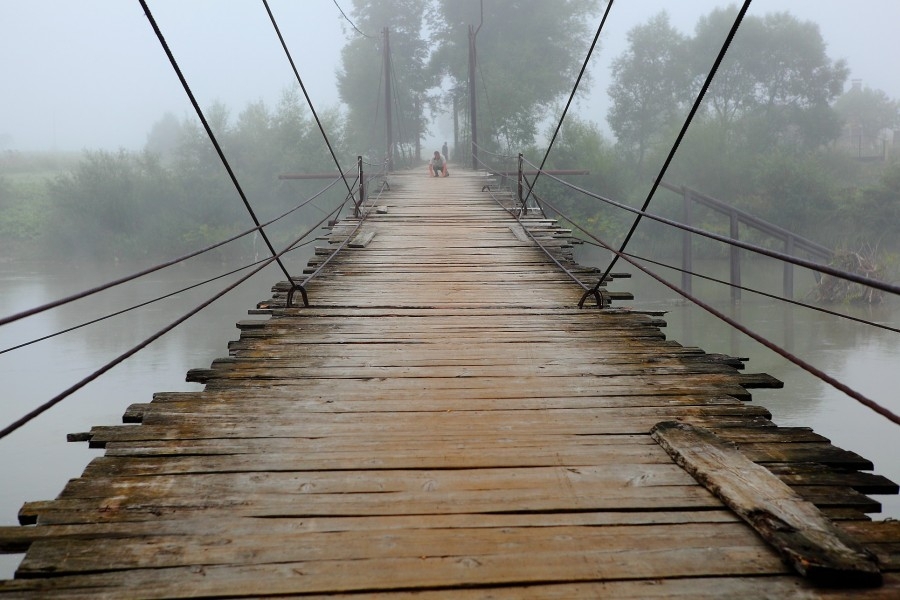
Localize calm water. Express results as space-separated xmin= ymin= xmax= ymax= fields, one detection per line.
xmin=1 ymin=254 xmax=898 ymax=578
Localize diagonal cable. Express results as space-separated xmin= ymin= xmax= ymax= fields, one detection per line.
xmin=578 ymin=237 xmax=900 ymax=336
xmin=525 ymin=156 xmax=900 ymax=297
xmin=530 ymin=184 xmax=900 ymax=427
xmin=332 ymin=0 xmax=374 ymax=39
xmin=0 ymin=173 xmax=341 ymax=328
xmin=585 ymin=0 xmax=752 ymax=304
xmin=263 ymin=0 xmax=355 ymax=199
xmin=525 ymin=0 xmax=614 ymax=205
xmin=139 ymin=0 xmax=293 ymax=284
xmin=0 ymin=195 xmax=350 ymax=440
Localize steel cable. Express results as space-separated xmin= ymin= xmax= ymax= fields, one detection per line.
xmin=0 ymin=206 xmax=342 ymax=440
xmin=527 ymin=186 xmax=900 ymax=426
xmin=524 ymin=0 xmax=614 ymax=206
xmin=0 ymin=174 xmax=346 ymax=328
xmin=0 ymin=240 xmax=317 ymax=357
xmin=523 ymin=156 xmax=900 ymax=298
xmin=139 ymin=0 xmax=294 ymax=285
xmin=263 ymin=0 xmax=354 ymax=199
xmin=578 ymin=237 xmax=900 ymax=335
xmin=590 ymin=0 xmax=752 ymax=299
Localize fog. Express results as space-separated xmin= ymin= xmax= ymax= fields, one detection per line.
xmin=2 ymin=0 xmax=899 ymax=153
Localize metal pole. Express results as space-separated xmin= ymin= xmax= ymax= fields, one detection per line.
xmin=468 ymin=25 xmax=478 ymax=170
xmin=453 ymin=93 xmax=459 ymax=162
xmin=730 ymin=212 xmax=741 ymax=302
xmin=356 ymin=155 xmax=365 ymax=217
xmin=682 ymin=187 xmax=693 ymax=295
xmin=517 ymin=153 xmax=524 ymax=211
xmin=383 ymin=28 xmax=394 ymax=171
xmin=783 ymin=235 xmax=795 ymax=299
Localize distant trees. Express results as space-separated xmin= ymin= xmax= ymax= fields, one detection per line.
xmin=607 ymin=13 xmax=688 ymax=173
xmin=42 ymin=91 xmax=348 ymax=261
xmin=430 ymin=0 xmax=598 ymax=153
xmin=834 ymin=83 xmax=900 ymax=153
xmin=608 ymin=8 xmax=849 ymax=173
xmin=336 ymin=0 xmax=431 ymax=164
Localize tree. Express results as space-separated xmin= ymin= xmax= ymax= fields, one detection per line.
xmin=336 ymin=0 xmax=431 ymax=165
xmin=834 ymin=83 xmax=900 ymax=154
xmin=608 ymin=8 xmax=850 ymax=166
xmin=607 ymin=12 xmax=688 ymax=173
xmin=431 ymin=0 xmax=599 ymax=153
xmin=144 ymin=112 xmax=183 ymax=161
xmin=689 ymin=9 xmax=848 ymax=150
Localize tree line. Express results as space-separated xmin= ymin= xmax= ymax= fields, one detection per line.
xmin=1 ymin=1 xmax=897 ymax=270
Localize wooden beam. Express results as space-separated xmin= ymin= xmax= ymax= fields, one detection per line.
xmin=651 ymin=421 xmax=882 ymax=588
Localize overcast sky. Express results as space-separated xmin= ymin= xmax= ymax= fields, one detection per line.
xmin=2 ymin=0 xmax=899 ymax=153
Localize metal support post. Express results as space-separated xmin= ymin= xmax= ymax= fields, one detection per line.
xmin=357 ymin=155 xmax=365 ymax=217
xmin=383 ymin=28 xmax=394 ymax=171
xmin=681 ymin=187 xmax=693 ymax=295
xmin=730 ymin=213 xmax=741 ymax=302
xmin=517 ymin=153 xmax=525 ymax=213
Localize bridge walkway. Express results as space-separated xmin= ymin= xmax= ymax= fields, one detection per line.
xmin=1 ymin=169 xmax=898 ymax=597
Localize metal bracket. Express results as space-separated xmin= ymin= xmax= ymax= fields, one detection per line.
xmin=578 ymin=288 xmax=607 ymax=309
xmin=286 ymin=284 xmax=309 ymax=308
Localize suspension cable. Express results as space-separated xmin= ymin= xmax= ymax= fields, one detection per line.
xmin=0 ymin=241 xmax=318 ymax=357
xmin=263 ymin=0 xmax=354 ymax=200
xmin=530 ymin=188 xmax=900 ymax=427
xmin=0 ymin=174 xmax=345 ymax=328
xmin=299 ymin=172 xmax=389 ymax=289
xmin=578 ymin=237 xmax=900 ymax=336
xmin=483 ymin=180 xmax=589 ymax=292
xmin=524 ymin=157 xmax=900 ymax=297
xmin=139 ymin=0 xmax=293 ymax=285
xmin=588 ymin=0 xmax=752 ymax=301
xmin=388 ymin=58 xmax=410 ymax=167
xmin=0 ymin=173 xmax=346 ymax=353
xmin=0 ymin=209 xmax=335 ymax=441
xmin=525 ymin=0 xmax=614 ymax=206
xmin=331 ymin=0 xmax=375 ymax=39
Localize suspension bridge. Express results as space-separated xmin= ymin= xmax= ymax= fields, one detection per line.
xmin=3 ymin=0 xmax=900 ymax=597
xmin=1 ymin=166 xmax=899 ymax=597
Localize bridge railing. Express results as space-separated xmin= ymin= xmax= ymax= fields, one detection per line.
xmin=496 ymin=151 xmax=900 ymax=427
xmin=657 ymin=181 xmax=833 ymax=300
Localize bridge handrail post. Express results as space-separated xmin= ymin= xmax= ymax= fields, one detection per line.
xmin=356 ymin=155 xmax=365 ymax=217
xmin=517 ymin=153 xmax=525 ymax=214
xmin=730 ymin=212 xmax=741 ymax=302
xmin=784 ymin=235 xmax=795 ymax=299
xmin=682 ymin=186 xmax=693 ymax=295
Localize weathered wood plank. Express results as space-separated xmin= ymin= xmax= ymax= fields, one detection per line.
xmin=651 ymin=421 xmax=882 ymax=587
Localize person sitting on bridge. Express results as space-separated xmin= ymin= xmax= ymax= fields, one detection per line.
xmin=428 ymin=150 xmax=448 ymax=177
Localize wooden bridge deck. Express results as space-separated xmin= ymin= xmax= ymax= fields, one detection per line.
xmin=2 ymin=169 xmax=899 ymax=597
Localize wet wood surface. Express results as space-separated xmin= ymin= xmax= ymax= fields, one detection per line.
xmin=1 ymin=169 xmax=898 ymax=598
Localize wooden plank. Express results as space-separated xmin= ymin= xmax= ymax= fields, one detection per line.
xmin=651 ymin=421 xmax=882 ymax=587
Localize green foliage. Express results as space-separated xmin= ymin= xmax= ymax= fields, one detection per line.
xmin=14 ymin=91 xmax=350 ymax=263
xmin=834 ymin=84 xmax=900 ymax=152
xmin=337 ymin=0 xmax=431 ymax=164
xmin=431 ymin=0 xmax=598 ymax=153
xmin=607 ymin=13 xmax=688 ymax=173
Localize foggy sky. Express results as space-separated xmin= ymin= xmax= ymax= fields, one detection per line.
xmin=2 ymin=0 xmax=899 ymax=153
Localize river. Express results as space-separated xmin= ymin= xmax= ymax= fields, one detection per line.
xmin=1 ymin=254 xmax=898 ymax=578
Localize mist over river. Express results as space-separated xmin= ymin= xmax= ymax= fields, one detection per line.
xmin=1 ymin=254 xmax=898 ymax=578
